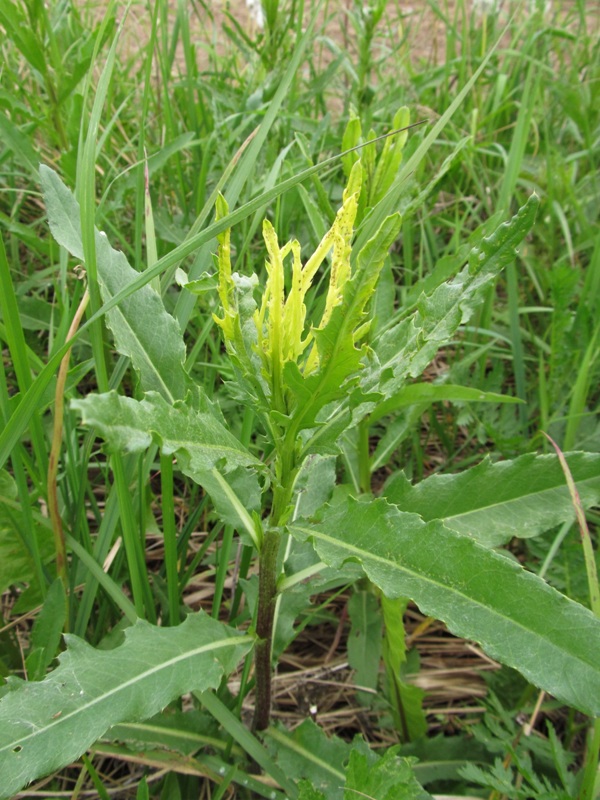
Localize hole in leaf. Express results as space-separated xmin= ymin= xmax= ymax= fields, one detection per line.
xmin=13 ymin=745 xmax=22 ymax=753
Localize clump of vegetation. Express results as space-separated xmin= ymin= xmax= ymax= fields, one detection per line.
xmin=0 ymin=0 xmax=599 ymax=797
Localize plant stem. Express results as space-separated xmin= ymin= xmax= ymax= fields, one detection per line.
xmin=252 ymin=440 xmax=296 ymax=731
xmin=358 ymin=418 xmax=371 ymax=494
xmin=48 ymin=289 xmax=90 ymax=597
xmin=252 ymin=526 xmax=281 ymax=732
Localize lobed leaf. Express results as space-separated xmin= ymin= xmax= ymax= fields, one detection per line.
xmin=71 ymin=390 xmax=260 ymax=474
xmin=385 ymin=452 xmax=600 ymax=547
xmin=0 ymin=612 xmax=252 ymax=798
xmin=266 ymin=720 xmax=432 ymax=800
xmin=289 ymin=496 xmax=600 ymax=716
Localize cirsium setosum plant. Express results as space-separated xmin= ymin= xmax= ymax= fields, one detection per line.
xmin=214 ymin=159 xmax=402 ymax=729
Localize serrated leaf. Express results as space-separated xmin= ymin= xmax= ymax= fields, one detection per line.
xmin=0 ymin=611 xmax=252 ymax=798
xmin=71 ymin=390 xmax=260 ymax=474
xmin=265 ymin=720 xmax=350 ymax=799
xmin=268 ymin=721 xmax=431 ymax=800
xmin=289 ymin=497 xmax=600 ymax=716
xmin=344 ymin=748 xmax=433 ymax=800
xmin=368 ymin=196 xmax=539 ymax=401
xmin=40 ymin=166 xmax=189 ymax=403
xmin=384 ymin=452 xmax=600 ymax=548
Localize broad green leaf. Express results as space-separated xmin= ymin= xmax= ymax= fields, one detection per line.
xmin=344 ymin=748 xmax=432 ymax=800
xmin=0 ymin=612 xmax=252 ymax=798
xmin=289 ymin=497 xmax=600 ymax=716
xmin=265 ymin=720 xmax=351 ymax=799
xmin=267 ymin=721 xmax=432 ymax=800
xmin=71 ymin=390 xmax=260 ymax=474
xmin=0 ymin=470 xmax=17 ymax=500
xmin=385 ymin=452 xmax=600 ymax=548
xmin=292 ymin=455 xmax=337 ymax=519
xmin=40 ymin=166 xmax=189 ymax=403
xmin=368 ymin=196 xmax=539 ymax=401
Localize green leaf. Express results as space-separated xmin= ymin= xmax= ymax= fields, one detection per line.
xmin=298 ymin=781 xmax=327 ymax=800
xmin=25 ymin=579 xmax=66 ymax=682
xmin=106 ymin=709 xmax=220 ymax=756
xmin=289 ymin=497 xmax=600 ymax=716
xmin=344 ymin=748 xmax=433 ymax=800
xmin=0 ymin=470 xmax=17 ymax=500
xmin=285 ymin=213 xmax=402 ymax=434
xmin=0 ymin=504 xmax=54 ymax=597
xmin=0 ymin=113 xmax=40 ymax=178
xmin=0 ymin=612 xmax=252 ymax=798
xmin=384 ymin=452 xmax=600 ymax=548
xmin=194 ymin=467 xmax=263 ymax=549
xmin=265 ymin=720 xmax=350 ymax=799
xmin=380 ymin=595 xmax=427 ymax=741
xmin=292 ymin=455 xmax=337 ymax=519
xmin=348 ymin=590 xmax=381 ymax=698
xmin=267 ymin=721 xmax=432 ymax=800
xmin=0 ymin=1 xmax=47 ymax=74
xmin=71 ymin=390 xmax=260 ymax=474
xmin=40 ymin=166 xmax=189 ymax=403
xmin=369 ymin=383 xmax=523 ymax=425
xmin=368 ymin=196 xmax=539 ymax=401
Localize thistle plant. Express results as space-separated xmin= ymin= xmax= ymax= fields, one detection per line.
xmin=213 ymin=160 xmax=402 ymax=729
